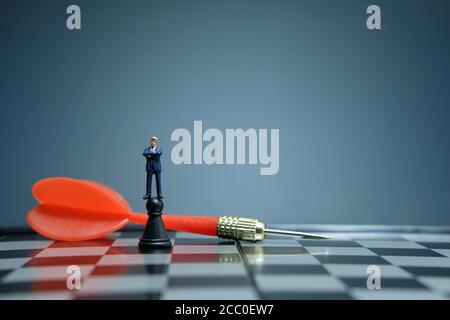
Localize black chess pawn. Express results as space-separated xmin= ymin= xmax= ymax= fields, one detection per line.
xmin=139 ymin=197 xmax=172 ymax=249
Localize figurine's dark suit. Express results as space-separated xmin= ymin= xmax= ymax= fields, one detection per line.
xmin=143 ymin=146 xmax=162 ymax=198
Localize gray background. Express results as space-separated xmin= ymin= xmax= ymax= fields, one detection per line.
xmin=1 ymin=0 xmax=449 ymax=227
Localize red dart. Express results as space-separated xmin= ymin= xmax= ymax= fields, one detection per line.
xmin=27 ymin=177 xmax=328 ymax=242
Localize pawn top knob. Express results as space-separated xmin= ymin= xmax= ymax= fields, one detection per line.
xmin=146 ymin=197 xmax=164 ymax=213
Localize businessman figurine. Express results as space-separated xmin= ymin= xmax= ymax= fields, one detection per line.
xmin=143 ymin=136 xmax=164 ymax=200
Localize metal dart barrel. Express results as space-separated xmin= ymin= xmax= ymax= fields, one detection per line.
xmin=216 ymin=216 xmax=329 ymax=241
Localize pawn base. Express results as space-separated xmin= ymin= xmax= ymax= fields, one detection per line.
xmin=138 ymin=237 xmax=172 ymax=249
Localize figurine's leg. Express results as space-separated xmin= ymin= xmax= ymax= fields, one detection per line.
xmin=142 ymin=170 xmax=152 ymax=200
xmin=146 ymin=170 xmax=153 ymax=197
xmin=155 ymin=171 xmax=163 ymax=199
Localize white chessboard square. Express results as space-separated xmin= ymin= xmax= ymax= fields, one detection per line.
xmin=418 ymin=276 xmax=450 ymax=294
xmin=0 ymin=241 xmax=53 ymax=251
xmin=351 ymin=288 xmax=446 ymax=300
xmin=162 ymin=287 xmax=258 ymax=300
xmin=172 ymin=245 xmax=238 ymax=254
xmin=246 ymin=254 xmax=320 ymax=265
xmin=169 ymin=262 xmax=247 ymax=277
xmin=305 ymin=247 xmax=376 ymax=256
xmin=112 ymin=238 xmax=139 ymax=247
xmin=79 ymin=274 xmax=167 ymax=295
xmin=36 ymin=247 xmax=109 ymax=258
xmin=383 ymin=256 xmax=450 ymax=268
xmin=239 ymin=239 xmax=303 ymax=247
xmin=2 ymin=265 xmax=96 ymax=283
xmin=98 ymin=254 xmax=171 ymax=266
xmin=0 ymin=258 xmax=30 ymax=271
xmin=255 ymin=274 xmax=346 ymax=292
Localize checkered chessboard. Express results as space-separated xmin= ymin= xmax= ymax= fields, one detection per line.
xmin=1 ymin=228 xmax=450 ymax=300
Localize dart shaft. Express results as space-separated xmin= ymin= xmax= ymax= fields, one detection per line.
xmin=215 ymin=216 xmax=328 ymax=241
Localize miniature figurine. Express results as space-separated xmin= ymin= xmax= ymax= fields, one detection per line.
xmin=143 ymin=136 xmax=164 ymax=200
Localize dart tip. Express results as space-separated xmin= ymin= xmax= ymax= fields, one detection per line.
xmin=263 ymin=228 xmax=330 ymax=240
xmin=302 ymin=234 xmax=330 ymax=239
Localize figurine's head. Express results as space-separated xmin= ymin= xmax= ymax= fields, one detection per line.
xmin=150 ymin=136 xmax=158 ymax=147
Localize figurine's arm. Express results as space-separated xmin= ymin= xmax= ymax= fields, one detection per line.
xmin=150 ymin=148 xmax=162 ymax=159
xmin=143 ymin=148 xmax=152 ymax=158
xmin=154 ymin=148 xmax=162 ymax=156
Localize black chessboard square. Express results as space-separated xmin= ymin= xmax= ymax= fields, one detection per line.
xmin=0 ymin=280 xmax=70 ymax=293
xmin=417 ymin=242 xmax=450 ymax=249
xmin=369 ymin=248 xmax=444 ymax=257
xmin=168 ymin=276 xmax=251 ymax=287
xmin=75 ymin=292 xmax=161 ymax=300
xmin=0 ymin=270 xmax=12 ymax=281
xmin=0 ymin=249 xmax=43 ymax=259
xmin=314 ymin=255 xmax=390 ymax=265
xmin=106 ymin=246 xmax=172 ymax=255
xmin=0 ymin=234 xmax=48 ymax=242
xmin=341 ymin=277 xmax=427 ymax=289
xmin=116 ymin=231 xmax=144 ymax=239
xmin=402 ymin=266 xmax=450 ymax=277
xmin=91 ymin=264 xmax=169 ymax=276
xmin=249 ymin=264 xmax=328 ymax=275
xmin=297 ymin=240 xmax=361 ymax=247
xmin=49 ymin=239 xmax=115 ymax=248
